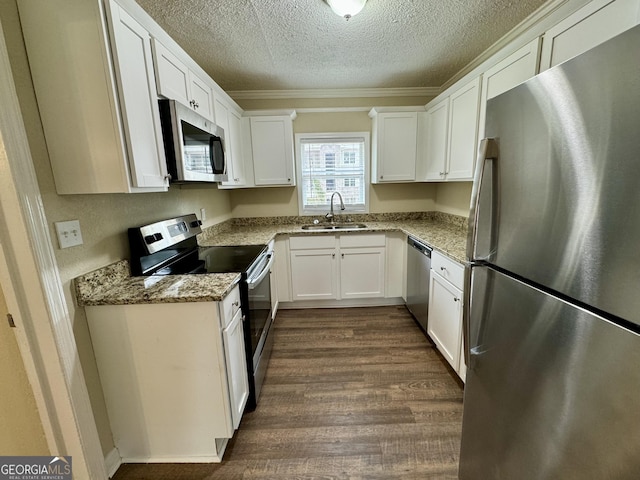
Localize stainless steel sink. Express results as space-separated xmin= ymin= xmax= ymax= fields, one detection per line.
xmin=300 ymin=223 xmax=368 ymax=231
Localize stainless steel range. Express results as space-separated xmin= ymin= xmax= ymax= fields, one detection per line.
xmin=128 ymin=213 xmax=275 ymax=411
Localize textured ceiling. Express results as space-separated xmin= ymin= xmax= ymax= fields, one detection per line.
xmin=135 ymin=0 xmax=549 ymax=92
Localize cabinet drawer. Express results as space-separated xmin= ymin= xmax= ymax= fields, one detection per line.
xmin=431 ymin=251 xmax=465 ymax=289
xmin=339 ymin=233 xmax=385 ymax=248
xmin=220 ymin=285 xmax=241 ymax=328
xmin=289 ymin=234 xmax=336 ymax=250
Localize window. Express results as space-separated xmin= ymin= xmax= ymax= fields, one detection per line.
xmin=295 ymin=133 xmax=370 ymax=215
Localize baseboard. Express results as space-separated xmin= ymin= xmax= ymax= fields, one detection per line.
xmin=278 ymin=297 xmax=405 ymax=309
xmin=104 ymin=447 xmax=122 ymax=478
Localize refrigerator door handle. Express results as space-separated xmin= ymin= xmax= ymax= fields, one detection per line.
xmin=467 ymin=138 xmax=499 ymax=260
xmin=463 ymin=265 xmax=472 ymax=367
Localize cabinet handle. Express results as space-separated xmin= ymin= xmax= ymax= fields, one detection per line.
xmin=380 ymin=175 xmax=384 ymax=180
xmin=234 ymin=178 xmax=240 ymax=182
xmin=454 ymin=297 xmax=460 ymax=302
xmin=164 ymin=174 xmax=172 ymax=182
xmin=439 ymin=171 xmax=445 ymax=176
xmin=440 ymin=266 xmax=447 ymax=271
xmin=287 ymin=178 xmax=291 ymax=183
xmin=232 ymin=301 xmax=239 ymax=307
xmin=341 ymin=253 xmax=344 ymax=259
xmin=332 ymin=253 xmax=335 ymax=258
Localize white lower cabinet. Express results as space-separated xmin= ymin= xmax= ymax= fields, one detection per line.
xmin=428 ymin=251 xmax=466 ymax=381
xmin=85 ymin=285 xmax=247 ymax=463
xmin=289 ymin=234 xmax=386 ymax=302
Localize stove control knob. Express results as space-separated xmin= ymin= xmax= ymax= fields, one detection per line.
xmin=144 ymin=233 xmax=164 ymax=244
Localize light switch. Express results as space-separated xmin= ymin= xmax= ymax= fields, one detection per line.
xmin=54 ymin=220 xmax=83 ymax=249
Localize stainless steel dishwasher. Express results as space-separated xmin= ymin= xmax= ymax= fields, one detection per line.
xmin=406 ymin=236 xmax=432 ymax=331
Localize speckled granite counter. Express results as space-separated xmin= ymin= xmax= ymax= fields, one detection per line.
xmin=75 ymin=259 xmax=240 ymax=307
xmin=75 ymin=212 xmax=468 ymax=307
xmin=198 ymin=212 xmax=469 ymax=264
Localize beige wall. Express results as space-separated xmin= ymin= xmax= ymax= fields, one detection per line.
xmin=435 ymin=182 xmax=473 ymax=217
xmin=0 ymin=285 xmax=49 ymax=455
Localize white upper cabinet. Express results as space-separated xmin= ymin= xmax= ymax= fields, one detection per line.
xmin=540 ymin=0 xmax=640 ymax=71
xmin=152 ymin=39 xmax=215 ymax=121
xmin=478 ymin=38 xmax=541 ymax=139
xmin=370 ymin=110 xmax=420 ymax=183
xmin=420 ymin=77 xmax=481 ymax=182
xmin=17 ymin=0 xmax=169 ymax=194
xmin=217 ymin=100 xmax=246 ymax=189
xmin=246 ymin=114 xmax=296 ymax=187
xmin=446 ymin=77 xmax=482 ymax=180
xmin=420 ymin=99 xmax=449 ymax=181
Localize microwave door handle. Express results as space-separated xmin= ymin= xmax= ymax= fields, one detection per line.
xmin=208 ymin=136 xmax=216 ymax=173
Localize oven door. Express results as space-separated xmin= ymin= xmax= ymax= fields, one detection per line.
xmin=246 ymin=250 xmax=275 ymax=368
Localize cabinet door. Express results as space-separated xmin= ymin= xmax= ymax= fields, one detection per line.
xmin=227 ymin=110 xmax=246 ymax=185
xmin=446 ymin=77 xmax=481 ymax=181
xmin=250 ymin=116 xmax=295 ymax=186
xmin=109 ymin=3 xmax=168 ymax=189
xmin=427 ymin=272 xmax=463 ymax=371
xmin=540 ymin=0 xmax=640 ymax=71
xmin=219 ymin=104 xmax=247 ymax=188
xmin=340 ymin=247 xmax=386 ymax=299
xmin=478 ymin=38 xmax=541 ymax=139
xmin=222 ymin=309 xmax=249 ymax=430
xmin=189 ymin=73 xmax=215 ymax=121
xmin=374 ymin=113 xmax=417 ymax=182
xmin=290 ymin=249 xmax=337 ymax=300
xmin=151 ymin=39 xmax=191 ymax=107
xmin=422 ymin=98 xmax=449 ymax=181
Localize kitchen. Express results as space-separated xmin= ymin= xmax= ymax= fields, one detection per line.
xmin=1 ymin=0 xmax=639 ymax=479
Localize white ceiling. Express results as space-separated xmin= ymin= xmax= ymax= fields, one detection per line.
xmin=135 ymin=0 xmax=549 ymax=93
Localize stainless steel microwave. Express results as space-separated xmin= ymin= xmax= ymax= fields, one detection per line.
xmin=158 ymin=99 xmax=227 ymax=183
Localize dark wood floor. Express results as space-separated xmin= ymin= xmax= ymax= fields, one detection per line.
xmin=112 ymin=306 xmax=464 ymax=480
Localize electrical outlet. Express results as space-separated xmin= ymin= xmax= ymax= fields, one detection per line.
xmin=55 ymin=220 xmax=83 ymax=249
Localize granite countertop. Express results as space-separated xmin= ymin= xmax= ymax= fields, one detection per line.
xmin=199 ymin=214 xmax=469 ymax=264
xmin=75 ymin=212 xmax=468 ymax=307
xmin=75 ymin=259 xmax=240 ymax=307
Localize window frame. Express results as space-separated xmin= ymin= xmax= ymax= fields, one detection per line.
xmin=295 ymin=132 xmax=370 ymax=216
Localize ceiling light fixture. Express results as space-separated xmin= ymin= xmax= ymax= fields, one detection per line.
xmin=327 ymin=0 xmax=367 ymax=20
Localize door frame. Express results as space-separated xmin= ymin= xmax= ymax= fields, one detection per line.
xmin=0 ymin=17 xmax=106 ymax=480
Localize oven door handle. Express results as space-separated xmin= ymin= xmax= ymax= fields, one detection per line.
xmin=247 ymin=251 xmax=275 ymax=289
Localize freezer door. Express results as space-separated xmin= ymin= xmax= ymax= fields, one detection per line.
xmin=460 ymin=266 xmax=640 ymax=480
xmin=474 ymin=25 xmax=640 ymax=327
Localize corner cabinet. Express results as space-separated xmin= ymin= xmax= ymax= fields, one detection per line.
xmin=243 ymin=112 xmax=297 ymax=187
xmin=16 ymin=0 xmax=169 ymax=194
xmin=85 ymin=285 xmax=248 ymax=463
xmin=370 ymin=108 xmax=423 ymax=183
xmin=427 ymin=251 xmax=467 ymax=381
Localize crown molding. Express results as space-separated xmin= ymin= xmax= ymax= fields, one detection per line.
xmin=228 ymin=87 xmax=440 ymax=100
xmin=439 ymin=0 xmax=579 ymax=92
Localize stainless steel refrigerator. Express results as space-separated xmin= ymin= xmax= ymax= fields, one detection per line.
xmin=460 ymin=25 xmax=640 ymax=479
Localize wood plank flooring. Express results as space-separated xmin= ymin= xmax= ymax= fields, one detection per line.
xmin=112 ymin=306 xmax=464 ymax=480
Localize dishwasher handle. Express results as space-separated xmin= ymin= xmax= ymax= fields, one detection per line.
xmin=407 ymin=236 xmax=432 ymax=257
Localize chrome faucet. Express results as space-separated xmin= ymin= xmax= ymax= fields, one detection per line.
xmin=325 ymin=191 xmax=345 ymax=222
